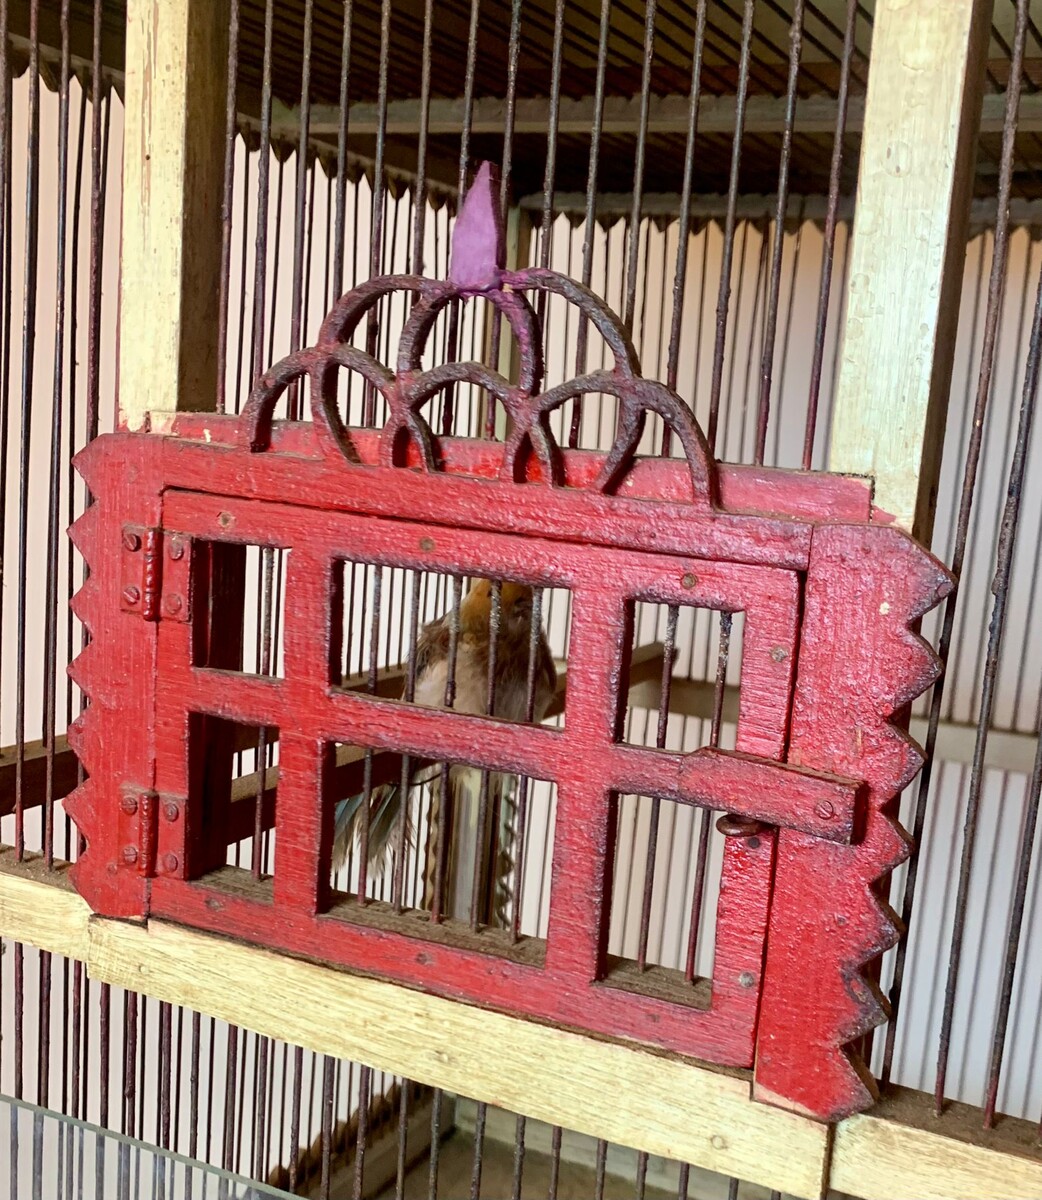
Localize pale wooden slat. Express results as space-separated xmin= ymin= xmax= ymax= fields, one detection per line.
xmin=828 ymin=0 xmax=992 ymax=538
xmin=119 ymin=0 xmax=229 ymax=430
xmin=832 ymin=1090 xmax=1042 ymax=1200
xmin=85 ymin=915 xmax=830 ymax=1199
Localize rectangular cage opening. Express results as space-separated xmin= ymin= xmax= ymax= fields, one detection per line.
xmin=622 ymin=602 xmax=745 ymax=751
xmin=332 ymin=561 xmax=570 ymax=732
xmin=185 ymin=713 xmax=281 ymax=881
xmin=190 ymin=540 xmax=288 ymax=680
xmin=326 ymin=740 xmax=554 ymax=964
xmin=604 ymin=791 xmax=722 ymax=1005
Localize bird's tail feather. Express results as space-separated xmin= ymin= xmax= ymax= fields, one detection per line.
xmin=331 ymin=783 xmax=412 ymax=878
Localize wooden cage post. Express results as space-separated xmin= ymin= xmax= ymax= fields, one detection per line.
xmin=119 ymin=0 xmax=230 ymax=430
xmin=827 ymin=0 xmax=992 ymax=540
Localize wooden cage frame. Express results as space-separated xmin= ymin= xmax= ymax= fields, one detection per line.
xmin=3 ymin=0 xmax=1042 ymax=1196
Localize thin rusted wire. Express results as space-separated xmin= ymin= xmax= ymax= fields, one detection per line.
xmin=803 ymin=0 xmax=857 ymax=469
xmin=484 ymin=0 xmax=523 ymax=440
xmin=43 ymin=0 xmax=72 ymax=874
xmin=623 ymin=0 xmax=658 ymax=335
xmin=707 ymin=0 xmax=755 ymax=454
xmin=662 ymin=0 xmax=707 ymax=457
xmin=872 ymin=0 xmax=1031 ymax=1101
xmin=570 ymin=0 xmax=612 ymax=448
xmin=216 ymin=0 xmax=240 ymax=413
xmin=935 ymin=213 xmax=1042 ymax=1116
xmin=14 ymin=0 xmax=41 ymax=863
xmin=754 ymin=0 xmax=804 ymax=465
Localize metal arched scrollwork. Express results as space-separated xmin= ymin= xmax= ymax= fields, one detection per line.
xmin=240 ymin=162 xmax=717 ymax=509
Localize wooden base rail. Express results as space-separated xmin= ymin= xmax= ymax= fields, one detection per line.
xmin=0 ymin=856 xmax=1039 ymax=1200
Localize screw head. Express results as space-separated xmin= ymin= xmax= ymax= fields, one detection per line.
xmin=815 ymin=800 xmax=835 ymax=820
xmin=218 ymin=511 xmax=233 ymax=528
xmin=681 ymin=571 xmax=697 ymax=589
xmin=121 ymin=846 xmax=138 ymax=866
xmin=120 ymin=795 xmax=139 ymax=816
xmin=770 ymin=646 xmax=788 ymax=663
xmin=168 ymin=537 xmax=186 ymax=561
xmin=163 ymin=594 xmax=183 ymax=616
xmin=122 ymin=531 xmax=141 ymax=552
xmin=163 ymin=801 xmax=180 ymax=822
xmin=163 ymin=853 xmax=179 ymax=873
xmin=419 ymin=536 xmax=435 ymax=552
xmin=122 ymin=585 xmax=141 ymax=606
xmin=738 ymin=971 xmax=756 ymax=989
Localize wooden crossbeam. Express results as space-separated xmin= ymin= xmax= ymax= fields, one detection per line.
xmin=272 ymin=89 xmax=1042 ymax=140
xmin=3 ymin=642 xmax=1039 ymax=825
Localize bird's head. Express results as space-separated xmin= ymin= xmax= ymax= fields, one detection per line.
xmin=460 ymin=577 xmax=537 ymax=637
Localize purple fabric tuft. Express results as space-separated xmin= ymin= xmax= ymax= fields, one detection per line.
xmin=449 ymin=161 xmax=504 ymax=289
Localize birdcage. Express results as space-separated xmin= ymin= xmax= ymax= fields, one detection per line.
xmin=2 ymin=1 xmax=1041 ymax=1198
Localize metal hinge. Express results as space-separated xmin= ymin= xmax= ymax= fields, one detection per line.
xmin=120 ymin=525 xmax=191 ymax=622
xmin=118 ymin=787 xmax=186 ymax=878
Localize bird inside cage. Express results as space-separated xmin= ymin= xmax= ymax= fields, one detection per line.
xmin=332 ymin=577 xmax=557 ymax=927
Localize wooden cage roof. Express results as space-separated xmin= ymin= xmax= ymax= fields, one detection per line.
xmin=10 ymin=0 xmax=1042 ymax=224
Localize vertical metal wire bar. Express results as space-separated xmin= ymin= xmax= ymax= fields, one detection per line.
xmin=393 ymin=572 xmax=422 ymax=912
xmin=484 ymin=0 xmax=523 ymax=440
xmin=983 ymin=687 xmax=1042 ymax=1125
xmin=623 ymin=1 xmax=658 ymax=334
xmin=393 ymin=1078 xmax=410 ymax=1198
xmin=935 ymin=235 xmax=1042 ymax=1115
xmin=332 ymin=0 xmax=354 ymax=300
xmin=469 ymin=1101 xmax=486 ymax=1200
xmin=686 ymin=611 xmax=732 ymax=979
xmin=662 ymin=0 xmax=708 ymax=453
xmin=427 ymin=1088 xmax=443 ymax=1200
xmin=86 ymin=0 xmax=104 ymax=446
xmin=441 ymin=0 xmax=481 ymax=438
xmin=290 ymin=0 xmax=314 ymax=371
xmin=0 ymin=0 xmax=9 ymax=762
xmin=768 ymin=211 xmax=804 ymax=468
xmin=352 ymin=1064 xmax=372 ymax=1200
xmin=676 ymin=1163 xmax=690 ymax=1199
xmin=593 ymin=1137 xmax=607 ymax=1200
xmin=250 ymin=0 xmax=275 ymax=382
xmin=511 ymin=587 xmax=546 ymax=940
xmin=159 ymin=1002 xmax=173 ymax=1150
xmin=123 ymin=993 xmax=138 ymax=1136
xmin=754 ymin=0 xmax=804 ymax=465
xmin=570 ymin=0 xmax=612 ymax=448
xmin=707 ymin=0 xmax=755 ymax=454
xmin=357 ymin=566 xmax=383 ymax=901
xmin=431 ymin=577 xmax=463 ymax=923
xmin=216 ymin=0 xmax=240 ymax=413
xmin=222 ymin=1026 xmax=239 ymax=1174
xmin=878 ymin=0 xmax=1030 ymax=1087
xmin=188 ymin=1012 xmax=201 ymax=1163
xmin=410 ymin=0 xmax=434 ymax=278
xmin=471 ymin=581 xmax=502 ymax=928
xmin=536 ymin=0 xmax=566 ymax=285
xmin=510 ymin=1114 xmax=525 ymax=1200
xmin=14 ymin=0 xmax=41 ymax=860
xmin=364 ymin=0 xmax=392 ymax=428
xmin=635 ymin=1150 xmax=649 ymax=1200
xmin=312 ymin=1055 xmax=332 ymax=1200
xmin=43 ymin=0 xmax=73 ymax=870
xmin=802 ymin=0 xmax=856 ymax=469
xmin=637 ymin=606 xmax=679 ymax=969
